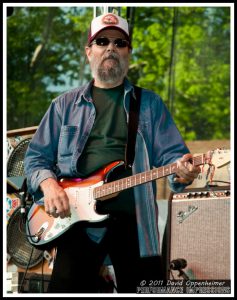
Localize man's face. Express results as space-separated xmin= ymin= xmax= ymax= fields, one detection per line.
xmin=85 ymin=29 xmax=131 ymax=86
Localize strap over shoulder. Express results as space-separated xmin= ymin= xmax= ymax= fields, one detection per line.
xmin=125 ymin=85 xmax=142 ymax=169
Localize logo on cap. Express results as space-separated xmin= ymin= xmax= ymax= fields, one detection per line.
xmin=102 ymin=14 xmax=119 ymax=25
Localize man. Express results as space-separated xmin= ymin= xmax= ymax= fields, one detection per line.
xmin=24 ymin=12 xmax=200 ymax=293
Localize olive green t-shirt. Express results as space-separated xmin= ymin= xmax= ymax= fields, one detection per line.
xmin=77 ymin=84 xmax=127 ymax=177
xmin=77 ymin=84 xmax=135 ymax=215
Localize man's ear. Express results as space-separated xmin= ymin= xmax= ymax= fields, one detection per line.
xmin=85 ymin=46 xmax=91 ymax=62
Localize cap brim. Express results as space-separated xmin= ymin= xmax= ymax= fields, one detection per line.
xmin=88 ymin=26 xmax=130 ymax=44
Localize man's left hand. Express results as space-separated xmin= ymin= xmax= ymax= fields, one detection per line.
xmin=174 ymin=153 xmax=201 ymax=184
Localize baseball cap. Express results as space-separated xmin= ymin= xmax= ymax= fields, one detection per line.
xmin=88 ymin=13 xmax=130 ymax=44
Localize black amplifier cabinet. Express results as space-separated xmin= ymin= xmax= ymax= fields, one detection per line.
xmin=167 ymin=186 xmax=231 ymax=280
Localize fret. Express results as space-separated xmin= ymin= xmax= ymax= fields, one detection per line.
xmin=118 ymin=179 xmax=123 ymax=192
xmin=133 ymin=177 xmax=137 ymax=186
xmin=171 ymin=163 xmax=177 ymax=173
xmin=122 ymin=178 xmax=127 ymax=190
xmin=151 ymin=170 xmax=154 ymax=180
xmin=110 ymin=182 xmax=114 ymax=194
xmin=152 ymin=169 xmax=157 ymax=180
xmin=164 ymin=166 xmax=170 ymax=176
xmin=141 ymin=173 xmax=146 ymax=183
xmin=129 ymin=176 xmax=134 ymax=187
xmin=105 ymin=187 xmax=109 ymax=196
xmin=135 ymin=174 xmax=138 ymax=184
xmin=98 ymin=187 xmax=103 ymax=197
xmin=107 ymin=184 xmax=112 ymax=195
xmin=131 ymin=176 xmax=135 ymax=186
xmin=126 ymin=177 xmax=131 ymax=188
xmin=158 ymin=168 xmax=163 ymax=178
xmin=101 ymin=187 xmax=105 ymax=197
xmin=114 ymin=180 xmax=117 ymax=192
xmin=95 ymin=188 xmax=99 ymax=199
xmin=145 ymin=170 xmax=150 ymax=182
xmin=121 ymin=178 xmax=124 ymax=191
xmin=120 ymin=178 xmax=124 ymax=190
xmin=135 ymin=174 xmax=140 ymax=185
xmin=103 ymin=186 xmax=108 ymax=196
xmin=116 ymin=180 xmax=120 ymax=192
xmin=139 ymin=173 xmax=142 ymax=184
xmin=128 ymin=177 xmax=132 ymax=186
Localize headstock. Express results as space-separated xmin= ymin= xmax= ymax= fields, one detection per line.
xmin=207 ymin=149 xmax=230 ymax=168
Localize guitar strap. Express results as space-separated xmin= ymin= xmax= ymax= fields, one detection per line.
xmin=125 ymin=85 xmax=141 ymax=169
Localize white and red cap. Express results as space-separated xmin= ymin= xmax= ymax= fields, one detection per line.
xmin=88 ymin=13 xmax=130 ymax=44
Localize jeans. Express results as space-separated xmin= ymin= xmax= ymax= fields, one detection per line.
xmin=47 ymin=212 xmax=165 ymax=293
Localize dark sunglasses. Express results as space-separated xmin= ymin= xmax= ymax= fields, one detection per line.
xmin=90 ymin=37 xmax=130 ymax=48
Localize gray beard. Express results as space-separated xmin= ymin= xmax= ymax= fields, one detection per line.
xmin=97 ymin=64 xmax=124 ymax=84
xmin=91 ymin=54 xmax=128 ymax=84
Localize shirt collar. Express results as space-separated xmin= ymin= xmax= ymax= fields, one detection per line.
xmin=74 ymin=79 xmax=94 ymax=104
xmin=74 ymin=77 xmax=134 ymax=104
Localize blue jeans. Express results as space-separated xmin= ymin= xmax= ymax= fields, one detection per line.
xmin=47 ymin=212 xmax=165 ymax=293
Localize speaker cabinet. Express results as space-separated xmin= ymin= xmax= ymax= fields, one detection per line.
xmin=167 ymin=188 xmax=231 ymax=280
xmin=7 ymin=207 xmax=44 ymax=269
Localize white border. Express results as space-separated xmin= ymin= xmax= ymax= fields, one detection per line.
xmin=2 ymin=2 xmax=235 ymax=7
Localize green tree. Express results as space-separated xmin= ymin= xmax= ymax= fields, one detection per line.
xmin=128 ymin=6 xmax=230 ymax=140
xmin=7 ymin=7 xmax=92 ymax=129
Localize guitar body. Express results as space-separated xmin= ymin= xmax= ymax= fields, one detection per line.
xmin=26 ymin=160 xmax=124 ymax=248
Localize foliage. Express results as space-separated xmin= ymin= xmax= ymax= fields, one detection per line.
xmin=7 ymin=6 xmax=230 ymax=140
xmin=7 ymin=7 xmax=92 ymax=129
xmin=128 ymin=6 xmax=230 ymax=140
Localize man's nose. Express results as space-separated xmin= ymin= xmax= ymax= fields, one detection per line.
xmin=106 ymin=41 xmax=116 ymax=51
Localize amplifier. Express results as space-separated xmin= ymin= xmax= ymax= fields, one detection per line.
xmin=167 ymin=187 xmax=231 ymax=280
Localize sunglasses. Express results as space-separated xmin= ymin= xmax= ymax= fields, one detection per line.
xmin=90 ymin=37 xmax=130 ymax=48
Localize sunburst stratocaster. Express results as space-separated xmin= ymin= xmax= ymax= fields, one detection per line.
xmin=26 ymin=149 xmax=230 ymax=247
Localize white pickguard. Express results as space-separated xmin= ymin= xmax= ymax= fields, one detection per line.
xmin=43 ymin=181 xmax=108 ymax=241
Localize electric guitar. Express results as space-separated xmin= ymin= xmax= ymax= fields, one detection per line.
xmin=26 ymin=149 xmax=230 ymax=247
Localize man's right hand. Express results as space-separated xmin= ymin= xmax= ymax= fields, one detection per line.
xmin=40 ymin=178 xmax=71 ymax=218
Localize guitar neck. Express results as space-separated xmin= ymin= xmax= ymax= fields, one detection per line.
xmin=94 ymin=154 xmax=205 ymax=200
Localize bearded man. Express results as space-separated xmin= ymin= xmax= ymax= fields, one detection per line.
xmin=24 ymin=12 xmax=200 ymax=293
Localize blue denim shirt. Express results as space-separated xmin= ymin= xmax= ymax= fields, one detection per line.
xmin=24 ymin=78 xmax=190 ymax=257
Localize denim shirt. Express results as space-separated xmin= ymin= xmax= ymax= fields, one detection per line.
xmin=24 ymin=78 xmax=190 ymax=257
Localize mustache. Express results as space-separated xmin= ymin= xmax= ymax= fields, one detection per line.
xmin=102 ymin=53 xmax=119 ymax=63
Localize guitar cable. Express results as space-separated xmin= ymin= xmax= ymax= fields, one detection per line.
xmin=206 ymin=180 xmax=231 ymax=188
xmin=17 ymin=202 xmax=44 ymax=245
xmin=17 ymin=207 xmax=39 ymax=242
xmin=17 ymin=214 xmax=33 ymax=293
xmin=40 ymin=254 xmax=46 ymax=292
xmin=18 ymin=245 xmax=34 ymax=293
xmin=18 ymin=217 xmax=46 ymax=293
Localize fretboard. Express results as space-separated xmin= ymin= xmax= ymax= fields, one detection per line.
xmin=94 ymin=154 xmax=205 ymax=200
